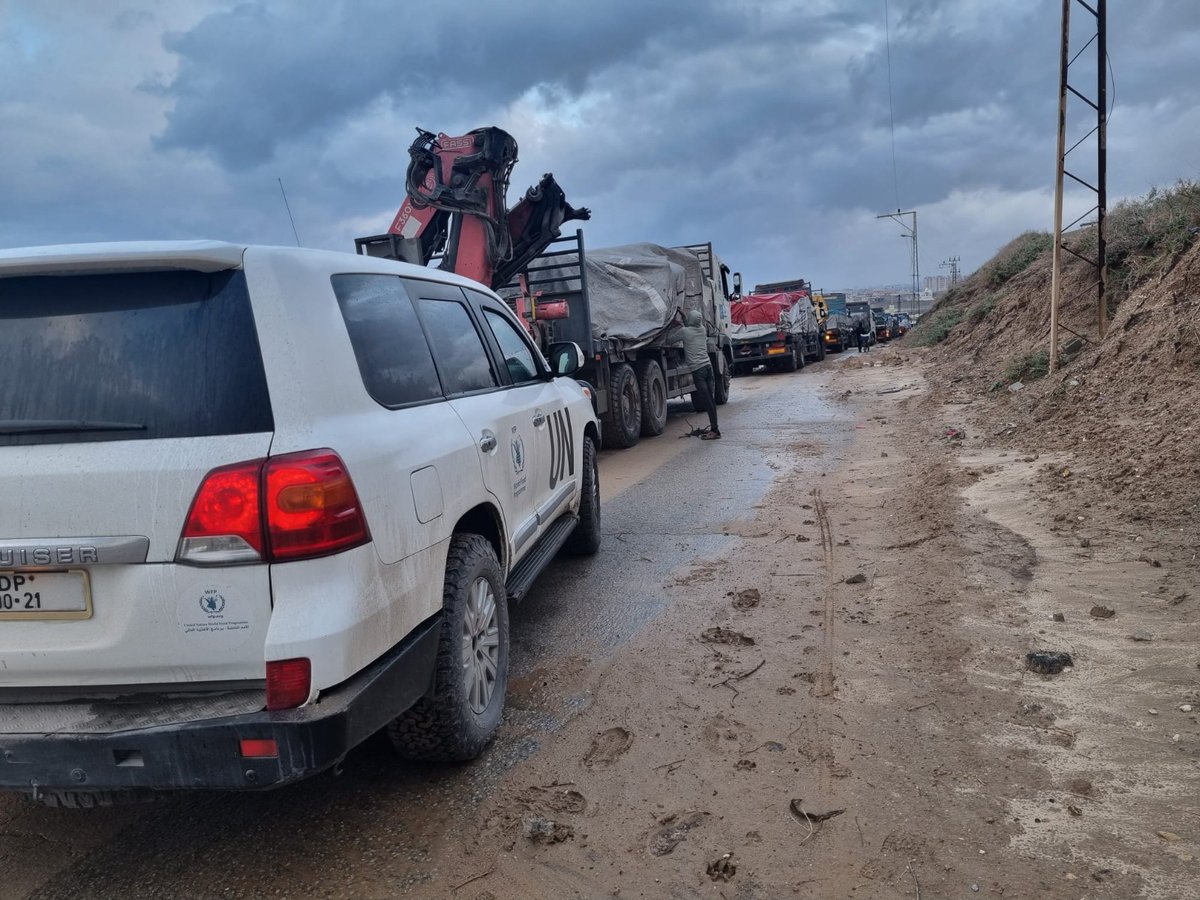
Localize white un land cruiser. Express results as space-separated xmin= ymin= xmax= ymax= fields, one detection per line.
xmin=0 ymin=241 xmax=600 ymax=806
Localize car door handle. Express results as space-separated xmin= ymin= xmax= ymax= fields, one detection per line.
xmin=532 ymin=410 xmax=546 ymax=427
xmin=479 ymin=431 xmax=497 ymax=453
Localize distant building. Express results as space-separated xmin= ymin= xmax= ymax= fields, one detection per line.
xmin=923 ymin=275 xmax=951 ymax=293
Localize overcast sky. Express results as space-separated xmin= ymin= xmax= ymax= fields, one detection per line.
xmin=2 ymin=1 xmax=1197 ymax=289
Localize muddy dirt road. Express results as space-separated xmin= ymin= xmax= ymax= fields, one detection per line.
xmin=4 ymin=353 xmax=1197 ymax=899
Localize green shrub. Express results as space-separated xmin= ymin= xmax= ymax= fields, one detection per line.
xmin=1072 ymin=179 xmax=1200 ymax=295
xmin=999 ymin=349 xmax=1050 ymax=385
xmin=911 ymin=306 xmax=965 ymax=346
xmin=967 ymin=295 xmax=997 ymax=325
xmin=984 ymin=231 xmax=1053 ymax=288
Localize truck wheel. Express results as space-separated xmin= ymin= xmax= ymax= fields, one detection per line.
xmin=387 ymin=534 xmax=508 ymax=762
xmin=635 ymin=359 xmax=667 ymax=437
xmin=601 ymin=363 xmax=641 ymax=449
xmin=714 ymin=355 xmax=731 ymax=406
xmin=564 ymin=436 xmax=601 ymax=556
xmin=781 ymin=343 xmax=798 ymax=373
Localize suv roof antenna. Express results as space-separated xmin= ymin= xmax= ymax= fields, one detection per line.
xmin=277 ymin=177 xmax=302 ymax=247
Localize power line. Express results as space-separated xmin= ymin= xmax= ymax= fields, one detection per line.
xmin=278 ymin=177 xmax=302 ymax=247
xmin=883 ymin=0 xmax=901 ymax=211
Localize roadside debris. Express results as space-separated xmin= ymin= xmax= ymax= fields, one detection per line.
xmin=701 ymin=627 xmax=755 ymax=646
xmin=843 ymin=572 xmax=867 ymax=584
xmin=1026 ymin=651 xmax=1074 ymax=675
xmin=1129 ymin=630 xmax=1154 ymax=642
xmin=1052 ymin=612 xmax=1066 ymax=622
xmin=942 ymin=426 xmax=967 ymax=441
xmin=648 ymin=811 xmax=707 ymax=856
xmin=789 ymin=801 xmax=846 ymax=844
xmin=522 ymin=814 xmax=574 ymax=844
xmin=706 ymin=853 xmax=736 ymax=881
xmin=1089 ymin=605 xmax=1116 ymax=619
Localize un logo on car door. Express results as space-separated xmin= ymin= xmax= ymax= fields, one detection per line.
xmin=546 ymin=408 xmax=575 ymax=490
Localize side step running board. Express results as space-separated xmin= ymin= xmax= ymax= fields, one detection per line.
xmin=506 ymin=513 xmax=578 ymax=602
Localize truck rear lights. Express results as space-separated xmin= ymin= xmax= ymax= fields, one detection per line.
xmin=178 ymin=459 xmax=266 ymax=564
xmin=266 ymin=657 xmax=311 ymax=710
xmin=240 ymin=738 xmax=279 ymax=758
xmin=178 ymin=449 xmax=369 ymax=566
xmin=264 ymin=450 xmax=369 ymax=561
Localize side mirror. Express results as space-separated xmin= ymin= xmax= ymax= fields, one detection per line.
xmin=732 ymin=272 xmax=743 ymax=298
xmin=547 ymin=341 xmax=586 ymax=376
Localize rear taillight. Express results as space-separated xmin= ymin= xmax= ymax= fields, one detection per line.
xmin=264 ymin=450 xmax=370 ymax=561
xmin=266 ymin=658 xmax=311 ymax=710
xmin=178 ymin=459 xmax=266 ymax=565
xmin=178 ymin=449 xmax=369 ymax=566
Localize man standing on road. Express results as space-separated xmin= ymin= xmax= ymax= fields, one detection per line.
xmin=855 ymin=317 xmax=871 ymax=353
xmin=670 ymin=307 xmax=720 ymax=440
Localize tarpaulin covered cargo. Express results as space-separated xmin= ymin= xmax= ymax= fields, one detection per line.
xmin=730 ymin=291 xmax=819 ymax=341
xmin=520 ymin=243 xmax=717 ymax=349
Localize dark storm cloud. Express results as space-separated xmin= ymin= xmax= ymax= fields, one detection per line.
xmin=3 ymin=1 xmax=1199 ymax=286
xmin=155 ymin=0 xmax=747 ymax=167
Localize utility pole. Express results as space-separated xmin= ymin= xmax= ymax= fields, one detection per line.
xmin=1049 ymin=0 xmax=1108 ymax=374
xmin=939 ymin=256 xmax=961 ymax=286
xmin=877 ymin=209 xmax=919 ymax=313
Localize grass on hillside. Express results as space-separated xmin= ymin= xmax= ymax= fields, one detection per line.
xmin=911 ymin=304 xmax=965 ymax=346
xmin=1073 ymin=179 xmax=1200 ymax=298
xmin=983 ymin=231 xmax=1053 ymax=288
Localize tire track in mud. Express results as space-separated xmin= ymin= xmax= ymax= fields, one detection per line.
xmin=810 ymin=488 xmax=838 ymax=797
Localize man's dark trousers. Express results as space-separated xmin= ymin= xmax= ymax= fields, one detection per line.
xmin=693 ymin=364 xmax=719 ymax=433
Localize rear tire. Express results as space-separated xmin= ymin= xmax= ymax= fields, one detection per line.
xmin=635 ymin=359 xmax=667 ymax=437
xmin=601 ymin=363 xmax=641 ymax=449
xmin=781 ymin=343 xmax=798 ymax=373
xmin=564 ymin=436 xmax=601 ymax=556
xmin=388 ymin=534 xmax=509 ymax=762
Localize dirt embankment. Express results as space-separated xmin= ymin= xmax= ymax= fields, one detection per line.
xmin=910 ymin=206 xmax=1200 ymax=551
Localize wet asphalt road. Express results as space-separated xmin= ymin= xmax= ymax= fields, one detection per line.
xmin=3 ymin=359 xmax=854 ymax=900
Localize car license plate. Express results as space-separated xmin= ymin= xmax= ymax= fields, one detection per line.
xmin=0 ymin=570 xmax=92 ymax=620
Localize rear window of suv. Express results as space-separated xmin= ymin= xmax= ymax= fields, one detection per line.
xmin=0 ymin=269 xmax=273 ymax=446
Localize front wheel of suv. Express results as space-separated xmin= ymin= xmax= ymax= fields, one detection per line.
xmin=387 ymin=534 xmax=509 ymax=762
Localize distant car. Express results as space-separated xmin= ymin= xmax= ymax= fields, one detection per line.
xmin=873 ymin=313 xmax=893 ymax=342
xmin=895 ymin=313 xmax=912 ymax=336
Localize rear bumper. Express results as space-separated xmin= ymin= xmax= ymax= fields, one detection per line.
xmin=0 ymin=615 xmax=440 ymax=795
xmin=732 ymin=339 xmax=787 ymax=366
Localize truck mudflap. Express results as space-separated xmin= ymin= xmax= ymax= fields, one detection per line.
xmin=0 ymin=615 xmax=441 ymax=796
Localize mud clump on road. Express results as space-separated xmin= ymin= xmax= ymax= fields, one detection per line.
xmin=522 ymin=815 xmax=575 ymax=844
xmin=730 ymin=588 xmax=761 ymax=609
xmin=700 ymin=626 xmax=755 ymax=645
xmin=648 ymin=811 xmax=708 ymax=857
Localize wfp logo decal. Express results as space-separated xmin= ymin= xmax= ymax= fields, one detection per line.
xmin=511 ymin=434 xmax=526 ymax=475
xmin=200 ymin=591 xmax=226 ymax=615
xmin=547 ymin=408 xmax=576 ymax=490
